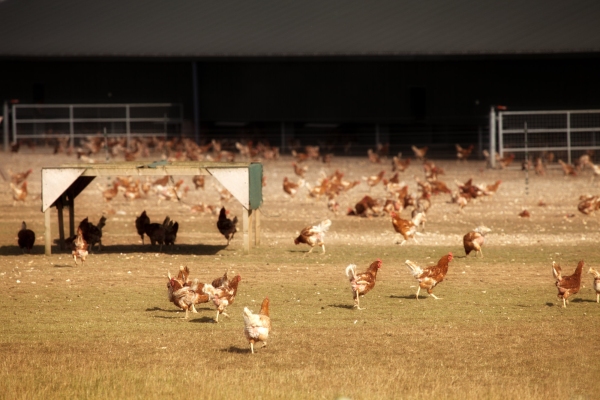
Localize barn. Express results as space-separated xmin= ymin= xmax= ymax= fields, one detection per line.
xmin=1 ymin=0 xmax=600 ymax=157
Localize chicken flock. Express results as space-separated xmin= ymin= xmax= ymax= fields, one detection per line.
xmin=7 ymin=138 xmax=600 ymax=356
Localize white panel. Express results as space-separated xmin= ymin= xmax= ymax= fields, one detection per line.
xmin=207 ymin=167 xmax=249 ymax=209
xmin=41 ymin=168 xmax=86 ymax=212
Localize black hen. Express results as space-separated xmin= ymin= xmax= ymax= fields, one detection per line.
xmin=18 ymin=221 xmax=35 ymax=253
xmin=217 ymin=207 xmax=238 ymax=245
xmin=135 ymin=210 xmax=150 ymax=244
xmin=163 ymin=216 xmax=179 ymax=245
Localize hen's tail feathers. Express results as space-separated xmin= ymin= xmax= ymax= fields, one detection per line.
xmin=405 ymin=260 xmax=423 ymax=277
xmin=345 ymin=264 xmax=357 ymax=280
xmin=589 ymin=267 xmax=600 ymax=278
xmin=312 ymin=219 xmax=332 ymax=233
xmin=552 ymin=262 xmax=562 ymax=281
xmin=243 ymin=306 xmax=253 ymax=319
xmin=202 ymin=284 xmax=217 ymax=298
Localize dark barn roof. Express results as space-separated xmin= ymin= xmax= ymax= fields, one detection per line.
xmin=1 ymin=0 xmax=600 ymax=58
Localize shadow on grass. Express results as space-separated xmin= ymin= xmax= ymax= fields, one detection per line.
xmin=329 ymin=304 xmax=355 ymax=309
xmin=571 ymin=298 xmax=596 ymax=303
xmin=0 ymin=243 xmax=227 ymax=256
xmin=153 ymin=315 xmax=186 ymax=320
xmin=146 ymin=307 xmax=180 ymax=312
xmin=286 ymin=249 xmax=318 ymax=254
xmin=54 ymin=264 xmax=74 ymax=268
xmin=390 ymin=294 xmax=417 ymax=300
xmin=189 ymin=316 xmax=217 ymax=324
xmin=221 ymin=346 xmax=249 ymax=354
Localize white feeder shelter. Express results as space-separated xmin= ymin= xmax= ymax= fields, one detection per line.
xmin=41 ymin=161 xmax=263 ymax=254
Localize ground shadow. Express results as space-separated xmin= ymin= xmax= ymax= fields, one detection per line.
xmin=545 ymin=302 xmax=555 ymax=307
xmin=571 ymin=298 xmax=595 ymax=303
xmin=146 ymin=307 xmax=180 ymax=312
xmin=0 ymin=245 xmax=46 ymax=256
xmin=152 ymin=315 xmax=186 ymax=320
xmin=0 ymin=243 xmax=228 ymax=256
xmin=390 ymin=294 xmax=417 ymax=300
xmin=329 ymin=303 xmax=355 ymax=309
xmin=53 ymin=264 xmax=74 ymax=268
xmin=220 ymin=346 xmax=249 ymax=354
xmin=189 ymin=316 xmax=217 ymax=324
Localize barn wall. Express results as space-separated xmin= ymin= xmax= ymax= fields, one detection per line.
xmin=1 ymin=56 xmax=600 ymax=151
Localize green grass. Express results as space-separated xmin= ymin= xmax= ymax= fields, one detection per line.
xmin=2 ymin=154 xmax=600 ymax=399
xmin=1 ymin=244 xmax=599 ymax=400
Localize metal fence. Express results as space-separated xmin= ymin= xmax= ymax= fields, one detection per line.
xmin=491 ymin=108 xmax=600 ymax=167
xmin=6 ymin=103 xmax=183 ymax=148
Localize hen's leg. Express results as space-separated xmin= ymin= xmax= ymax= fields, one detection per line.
xmin=354 ymin=293 xmax=363 ymax=310
xmin=321 ymin=244 xmax=325 ymax=254
xmin=415 ymin=286 xmax=420 ymax=300
xmin=429 ymin=293 xmax=442 ymax=300
xmin=307 ymin=246 xmax=314 ymax=254
xmin=215 ymin=310 xmax=220 ymax=322
xmin=562 ymin=298 xmax=567 ymax=308
xmin=191 ymin=304 xmax=198 ymax=313
xmin=596 ymin=293 xmax=599 ymax=303
xmin=250 ymin=342 xmax=255 ymax=354
xmin=184 ymin=308 xmax=189 ymax=319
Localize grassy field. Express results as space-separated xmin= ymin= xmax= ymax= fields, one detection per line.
xmin=1 ymin=152 xmax=599 ymax=399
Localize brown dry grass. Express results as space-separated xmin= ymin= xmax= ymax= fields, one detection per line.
xmin=1 ymin=152 xmax=600 ymax=399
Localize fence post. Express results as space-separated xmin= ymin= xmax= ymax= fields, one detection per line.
xmin=489 ymin=107 xmax=496 ymax=168
xmin=498 ymin=112 xmax=504 ymax=159
xmin=12 ymin=104 xmax=17 ymax=146
xmin=69 ymin=105 xmax=74 ymax=147
xmin=126 ymin=104 xmax=131 ymax=148
xmin=566 ymin=111 xmax=571 ymax=165
xmin=2 ymin=101 xmax=8 ymax=152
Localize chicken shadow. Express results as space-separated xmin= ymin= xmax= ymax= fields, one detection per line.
xmin=570 ymin=298 xmax=595 ymax=303
xmin=220 ymin=346 xmax=249 ymax=354
xmin=0 ymin=245 xmax=47 ymax=256
xmin=44 ymin=243 xmax=227 ymax=256
xmin=146 ymin=307 xmax=180 ymax=312
xmin=189 ymin=316 xmax=218 ymax=324
xmin=54 ymin=264 xmax=74 ymax=268
xmin=329 ymin=303 xmax=355 ymax=310
xmin=390 ymin=294 xmax=417 ymax=300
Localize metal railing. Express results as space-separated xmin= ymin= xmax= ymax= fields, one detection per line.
xmin=491 ymin=108 xmax=600 ymax=167
xmin=7 ymin=103 xmax=183 ymax=148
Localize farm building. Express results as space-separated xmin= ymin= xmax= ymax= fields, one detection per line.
xmin=1 ymin=0 xmax=600 ymax=156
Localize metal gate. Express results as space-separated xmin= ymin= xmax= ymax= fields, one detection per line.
xmin=6 ymin=103 xmax=183 ymax=149
xmin=490 ymin=108 xmax=600 ymax=167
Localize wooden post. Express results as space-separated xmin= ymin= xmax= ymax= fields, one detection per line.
xmin=44 ymin=207 xmax=52 ymax=255
xmin=242 ymin=208 xmax=255 ymax=254
xmin=254 ymin=209 xmax=260 ymax=246
xmin=57 ymin=199 xmax=65 ymax=250
xmin=68 ymin=194 xmax=75 ymax=237
xmin=243 ymin=208 xmax=250 ymax=254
